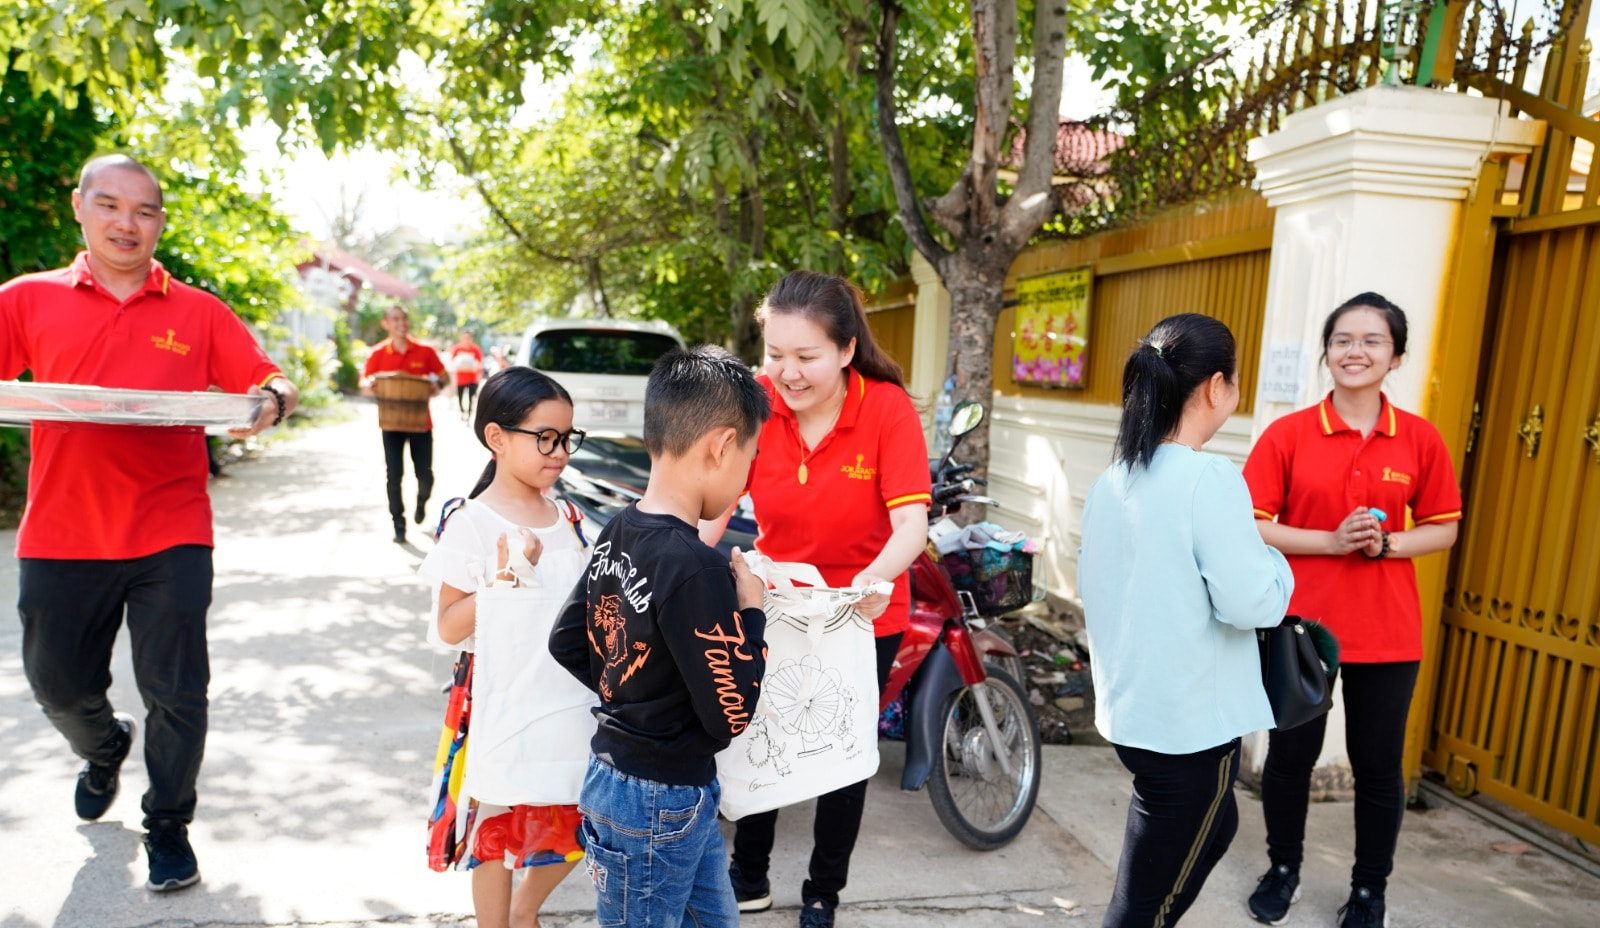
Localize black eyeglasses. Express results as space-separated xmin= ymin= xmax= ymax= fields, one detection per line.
xmin=501 ymin=425 xmax=586 ymax=455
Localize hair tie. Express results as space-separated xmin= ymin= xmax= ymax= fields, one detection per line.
xmin=1149 ymin=342 xmax=1165 ymax=359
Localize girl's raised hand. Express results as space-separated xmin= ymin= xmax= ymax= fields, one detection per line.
xmin=494 ymin=529 xmax=544 ymax=586
xmin=1329 ymin=506 xmax=1381 ymax=556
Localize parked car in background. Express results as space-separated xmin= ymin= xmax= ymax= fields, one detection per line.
xmin=517 ymin=318 xmax=684 ymax=437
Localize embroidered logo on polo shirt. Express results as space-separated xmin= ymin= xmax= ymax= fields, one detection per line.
xmin=151 ymin=329 xmax=191 ymax=356
xmin=840 ymin=454 xmax=877 ymax=481
xmin=1381 ymin=466 xmax=1412 ymax=486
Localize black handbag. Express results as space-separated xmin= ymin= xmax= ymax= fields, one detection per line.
xmin=1257 ymin=615 xmax=1338 ymax=731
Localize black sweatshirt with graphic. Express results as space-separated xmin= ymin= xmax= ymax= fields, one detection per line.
xmin=549 ymin=503 xmax=767 ymax=787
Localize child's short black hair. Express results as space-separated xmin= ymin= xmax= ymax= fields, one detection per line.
xmin=644 ymin=346 xmax=770 ymax=457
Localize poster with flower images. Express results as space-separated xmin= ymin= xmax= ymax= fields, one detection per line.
xmin=1012 ymin=267 xmax=1092 ymax=388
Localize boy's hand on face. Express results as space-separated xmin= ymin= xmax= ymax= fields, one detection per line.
xmin=730 ymin=547 xmax=765 ymax=611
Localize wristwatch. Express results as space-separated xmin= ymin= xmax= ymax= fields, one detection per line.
xmin=261 ymin=382 xmax=287 ymax=427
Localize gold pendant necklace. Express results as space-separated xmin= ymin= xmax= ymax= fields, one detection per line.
xmin=795 ymin=384 xmax=847 ymax=487
xmin=798 ymin=462 xmax=809 ymax=484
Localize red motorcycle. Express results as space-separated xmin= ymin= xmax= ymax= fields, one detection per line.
xmin=879 ymin=402 xmax=1042 ymax=850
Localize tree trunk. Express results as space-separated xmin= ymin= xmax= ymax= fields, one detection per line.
xmin=585 ymin=256 xmax=613 ymax=319
xmin=940 ymin=254 xmax=1007 ymax=485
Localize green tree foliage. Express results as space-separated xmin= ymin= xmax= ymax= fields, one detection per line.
xmin=0 ymin=67 xmax=104 ymax=277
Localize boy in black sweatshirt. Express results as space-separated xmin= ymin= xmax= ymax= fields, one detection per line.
xmin=550 ymin=345 xmax=769 ymax=928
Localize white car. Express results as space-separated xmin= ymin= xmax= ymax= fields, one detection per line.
xmin=516 ymin=318 xmax=685 ymax=437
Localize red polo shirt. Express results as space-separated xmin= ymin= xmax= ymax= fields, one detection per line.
xmin=0 ymin=253 xmax=282 ymax=560
xmin=363 ymin=337 xmax=446 ymax=429
xmin=449 ymin=344 xmax=483 ymax=386
xmin=1242 ymin=393 xmax=1463 ymax=662
xmin=746 ymin=371 xmax=932 ymax=636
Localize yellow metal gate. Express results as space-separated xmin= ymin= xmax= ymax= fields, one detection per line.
xmin=1426 ymin=219 xmax=1600 ymax=843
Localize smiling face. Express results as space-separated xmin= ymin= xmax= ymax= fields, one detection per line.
xmin=1325 ymin=307 xmax=1402 ymax=391
xmin=381 ymin=307 xmax=411 ymax=342
xmin=71 ymin=166 xmax=165 ymax=280
xmin=486 ymin=399 xmax=574 ymax=493
xmin=761 ymin=311 xmax=855 ymax=416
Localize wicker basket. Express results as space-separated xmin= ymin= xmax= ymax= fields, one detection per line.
xmin=941 ymin=547 xmax=1035 ymax=617
xmin=373 ymin=374 xmax=433 ymax=432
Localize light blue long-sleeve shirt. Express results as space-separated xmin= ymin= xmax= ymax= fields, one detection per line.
xmin=1078 ymin=443 xmax=1294 ymax=754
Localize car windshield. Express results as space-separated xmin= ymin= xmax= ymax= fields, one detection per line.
xmin=526 ymin=330 xmax=679 ymax=376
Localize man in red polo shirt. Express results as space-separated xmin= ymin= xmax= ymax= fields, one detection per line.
xmin=360 ymin=305 xmax=445 ymax=542
xmin=0 ymin=154 xmax=300 ymax=893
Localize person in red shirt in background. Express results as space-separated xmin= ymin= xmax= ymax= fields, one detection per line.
xmin=449 ymin=329 xmax=484 ymax=421
xmin=702 ymin=270 xmax=931 ymax=928
xmin=0 ymin=154 xmax=299 ymax=893
xmin=1240 ymin=294 xmax=1462 ymax=928
xmin=361 ymin=305 xmax=446 ymax=543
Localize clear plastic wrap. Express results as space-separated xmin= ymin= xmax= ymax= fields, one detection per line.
xmin=0 ymin=381 xmax=266 ymax=429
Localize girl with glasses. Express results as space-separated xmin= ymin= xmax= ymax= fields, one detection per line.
xmin=418 ymin=367 xmax=597 ymax=928
xmin=1241 ymin=293 xmax=1463 ymax=928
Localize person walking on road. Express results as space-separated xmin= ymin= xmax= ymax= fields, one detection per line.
xmin=1241 ymin=294 xmax=1462 ymax=928
xmin=361 ymin=305 xmax=445 ymax=543
xmin=1079 ymin=313 xmax=1293 ymax=928
xmin=449 ymin=330 xmax=484 ymax=421
xmin=0 ymin=153 xmax=300 ymax=893
xmin=702 ymin=270 xmax=932 ymax=928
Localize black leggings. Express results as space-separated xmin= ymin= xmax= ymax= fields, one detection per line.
xmin=730 ymin=632 xmax=901 ymax=908
xmin=1103 ymin=739 xmax=1240 ymax=928
xmin=457 ymin=381 xmax=478 ymax=414
xmin=1260 ymin=661 xmax=1420 ymax=894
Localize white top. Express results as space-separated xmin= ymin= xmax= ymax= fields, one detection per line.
xmin=1078 ymin=444 xmax=1294 ymax=754
xmin=416 ymin=497 xmax=590 ymax=653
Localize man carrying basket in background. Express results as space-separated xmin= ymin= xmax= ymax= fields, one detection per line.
xmin=0 ymin=154 xmax=300 ymax=893
xmin=361 ymin=304 xmax=446 ymax=543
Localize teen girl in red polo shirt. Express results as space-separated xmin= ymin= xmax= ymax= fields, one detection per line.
xmin=703 ymin=270 xmax=931 ymax=928
xmin=1241 ymin=293 xmax=1462 ymax=928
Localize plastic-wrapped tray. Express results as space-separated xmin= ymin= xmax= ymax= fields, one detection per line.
xmin=0 ymin=381 xmax=266 ymax=429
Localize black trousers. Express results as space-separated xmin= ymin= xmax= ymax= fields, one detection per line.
xmin=1261 ymin=660 xmax=1420 ymax=894
xmin=730 ymin=632 xmax=902 ymax=908
xmin=381 ymin=429 xmax=433 ymax=528
xmin=457 ymin=381 xmax=478 ymax=415
xmin=19 ymin=545 xmax=213 ymax=828
xmin=1103 ymin=739 xmax=1241 ymax=928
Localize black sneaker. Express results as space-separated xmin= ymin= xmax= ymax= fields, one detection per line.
xmin=729 ymin=862 xmax=772 ymax=913
xmin=1246 ymin=863 xmax=1301 ymax=924
xmin=798 ymin=899 xmax=836 ymax=928
xmin=414 ymin=501 xmax=427 ymax=525
xmin=75 ymin=713 xmax=136 ymax=821
xmin=144 ymin=821 xmax=201 ymax=892
xmin=1337 ymin=886 xmax=1389 ymax=928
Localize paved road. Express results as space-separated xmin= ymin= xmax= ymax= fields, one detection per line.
xmin=1 ymin=400 xmax=1597 ymax=927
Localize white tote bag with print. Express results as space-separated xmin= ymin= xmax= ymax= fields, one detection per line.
xmin=715 ymin=556 xmax=889 ymax=820
xmin=461 ymin=584 xmax=598 ymax=807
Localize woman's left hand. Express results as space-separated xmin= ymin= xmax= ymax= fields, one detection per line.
xmin=852 ymin=571 xmax=891 ymax=621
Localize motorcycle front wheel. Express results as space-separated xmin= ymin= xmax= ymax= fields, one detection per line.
xmin=926 ymin=667 xmax=1042 ymax=850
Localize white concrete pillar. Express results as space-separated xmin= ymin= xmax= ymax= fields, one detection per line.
xmin=908 ymin=251 xmax=952 ymax=437
xmin=1242 ymin=85 xmax=1541 ymax=782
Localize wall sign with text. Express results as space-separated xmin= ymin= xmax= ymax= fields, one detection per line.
xmin=1012 ymin=267 xmax=1092 ymax=388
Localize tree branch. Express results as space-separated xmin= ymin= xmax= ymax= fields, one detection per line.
xmin=873 ymin=1 xmax=951 ymax=267
xmin=1002 ymin=0 xmax=1069 ymax=245
xmin=968 ymin=0 xmax=1017 ymax=231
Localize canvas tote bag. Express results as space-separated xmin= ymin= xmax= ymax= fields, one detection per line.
xmin=716 ymin=555 xmax=890 ymax=820
xmin=461 ymin=584 xmax=598 ymax=806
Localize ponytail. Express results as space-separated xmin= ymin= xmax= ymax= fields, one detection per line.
xmin=1114 ymin=313 xmax=1237 ymax=470
xmin=756 ymin=270 xmax=907 ymax=390
xmin=469 ymin=460 xmax=496 ymax=499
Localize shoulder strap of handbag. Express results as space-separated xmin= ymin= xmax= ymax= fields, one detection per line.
xmin=433 ymin=496 xmax=468 ymax=542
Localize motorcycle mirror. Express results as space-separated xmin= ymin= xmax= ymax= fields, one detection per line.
xmin=949 ymin=401 xmax=984 ymax=438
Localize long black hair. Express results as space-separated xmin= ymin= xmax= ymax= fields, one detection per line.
xmin=468 ymin=367 xmax=573 ymax=497
xmin=755 ymin=270 xmax=907 ymax=389
xmin=1321 ymin=291 xmax=1408 ymax=360
xmin=1114 ymin=313 xmax=1237 ymax=470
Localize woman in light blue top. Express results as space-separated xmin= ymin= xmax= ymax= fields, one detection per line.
xmin=1079 ymin=313 xmax=1293 ymax=928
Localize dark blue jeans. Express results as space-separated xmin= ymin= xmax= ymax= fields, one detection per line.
xmin=579 ymin=757 xmax=736 ymax=928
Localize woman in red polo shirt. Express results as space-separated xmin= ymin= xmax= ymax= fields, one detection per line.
xmin=704 ymin=270 xmax=930 ymax=928
xmin=1240 ymin=293 xmax=1462 ymax=928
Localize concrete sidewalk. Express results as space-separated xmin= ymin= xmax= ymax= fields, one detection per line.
xmin=1 ymin=403 xmax=1596 ymax=927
